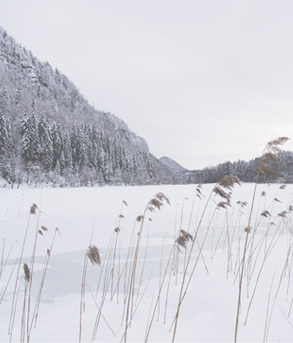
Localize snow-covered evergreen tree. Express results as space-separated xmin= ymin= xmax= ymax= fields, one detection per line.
xmin=20 ymin=113 xmax=31 ymax=170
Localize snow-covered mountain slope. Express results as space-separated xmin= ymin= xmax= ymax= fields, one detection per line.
xmin=0 ymin=26 xmax=175 ymax=187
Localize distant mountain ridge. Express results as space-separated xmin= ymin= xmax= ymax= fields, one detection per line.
xmin=159 ymin=157 xmax=199 ymax=184
xmin=159 ymin=157 xmax=188 ymax=173
xmin=0 ymin=26 xmax=177 ymax=187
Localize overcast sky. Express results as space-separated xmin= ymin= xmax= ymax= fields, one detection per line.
xmin=1 ymin=0 xmax=293 ymax=170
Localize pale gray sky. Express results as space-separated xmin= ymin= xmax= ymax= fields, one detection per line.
xmin=1 ymin=0 xmax=293 ymax=169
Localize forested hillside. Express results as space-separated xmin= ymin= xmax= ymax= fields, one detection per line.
xmin=0 ymin=26 xmax=175 ymax=187
xmin=192 ymin=151 xmax=293 ymax=184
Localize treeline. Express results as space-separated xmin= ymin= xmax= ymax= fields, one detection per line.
xmin=193 ymin=153 xmax=293 ymax=184
xmin=0 ymin=101 xmax=156 ymax=187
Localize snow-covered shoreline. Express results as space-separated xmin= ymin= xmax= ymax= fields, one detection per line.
xmin=1 ymin=184 xmax=293 ymax=342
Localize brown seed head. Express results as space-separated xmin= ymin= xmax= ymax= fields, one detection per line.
xmin=87 ymin=245 xmax=101 ymax=265
xmin=218 ymin=175 xmax=240 ymax=189
xmin=136 ymin=215 xmax=144 ymax=222
xmin=217 ymin=202 xmax=227 ymax=209
xmin=30 ymin=203 xmax=38 ymax=215
xmin=265 ymin=137 xmax=290 ymax=153
xmin=180 ymin=229 xmax=193 ymax=242
xmin=244 ymin=226 xmax=252 ymax=233
xmin=149 ymin=198 xmax=163 ymax=211
xmin=213 ymin=186 xmax=230 ymax=199
xmin=259 ymin=137 xmax=290 ymax=178
xmin=176 ymin=230 xmax=193 ymax=251
xmin=23 ymin=263 xmax=30 ymax=282
xmin=278 ymin=211 xmax=288 ymax=218
xmin=154 ymin=192 xmax=170 ymax=205
xmin=261 ymin=210 xmax=271 ymax=218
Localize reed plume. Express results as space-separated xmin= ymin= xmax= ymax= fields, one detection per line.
xmin=87 ymin=245 xmax=101 ymax=265
xmin=175 ymin=230 xmax=193 ymax=252
xmin=234 ymin=137 xmax=289 ymax=343
xmin=30 ymin=203 xmax=38 ymax=215
xmin=23 ymin=263 xmax=30 ymax=282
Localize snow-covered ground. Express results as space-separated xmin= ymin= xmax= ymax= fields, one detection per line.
xmin=1 ymin=183 xmax=293 ymax=342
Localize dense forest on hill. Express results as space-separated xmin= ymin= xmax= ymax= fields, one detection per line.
xmin=0 ymin=26 xmax=175 ymax=187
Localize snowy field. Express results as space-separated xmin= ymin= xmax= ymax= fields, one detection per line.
xmin=1 ymin=183 xmax=293 ymax=342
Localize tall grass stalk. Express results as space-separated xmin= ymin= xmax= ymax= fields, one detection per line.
xmin=157 ymin=231 xmax=166 ymax=322
xmin=145 ymin=244 xmax=176 ymax=342
xmin=95 ymin=233 xmax=114 ymax=298
xmin=263 ymin=267 xmax=276 ymax=342
xmin=120 ymin=267 xmax=154 ymax=343
xmin=171 ymin=177 xmax=240 ymax=342
xmin=8 ymin=203 xmax=37 ymax=337
xmin=30 ymin=227 xmax=60 ymax=333
xmin=285 ymin=238 xmax=293 ymax=301
xmin=122 ymin=228 xmax=136 ymax=295
xmin=21 ymin=263 xmax=30 ymax=343
xmin=135 ymin=218 xmax=152 ymax=307
xmin=79 ymin=218 xmax=99 ymax=343
xmin=9 ymin=280 xmax=22 ymax=343
xmin=86 ymin=280 xmax=116 ymax=337
xmin=0 ymin=239 xmax=4 ymax=284
xmin=171 ymin=186 xmax=215 ymax=341
xmin=264 ymin=244 xmax=293 ymax=342
xmin=120 ymin=221 xmax=138 ymax=327
xmin=0 ymin=240 xmax=18 ymax=306
xmin=92 ymin=265 xmax=112 ymax=341
xmin=21 ymin=279 xmax=28 ymax=343
xmin=234 ymin=137 xmax=289 ymax=343
xmin=0 ymin=257 xmax=18 ymax=307
xmin=244 ymin=220 xmax=286 ymax=325
xmin=123 ymin=193 xmax=169 ymax=342
xmin=111 ymin=200 xmax=127 ymax=301
xmin=26 ymin=207 xmax=42 ymax=342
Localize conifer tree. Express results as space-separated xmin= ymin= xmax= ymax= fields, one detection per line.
xmin=42 ymin=129 xmax=54 ymax=172
xmin=0 ymin=85 xmax=11 ymax=115
xmin=20 ymin=113 xmax=31 ymax=169
xmin=147 ymin=154 xmax=154 ymax=179
xmin=63 ymin=131 xmax=73 ymax=170
xmin=0 ymin=110 xmax=8 ymax=158
xmin=0 ymin=110 xmax=14 ymax=182
xmin=70 ymin=124 xmax=80 ymax=168
xmin=51 ymin=121 xmax=63 ymax=169
xmin=59 ymin=150 xmax=66 ymax=174
xmin=77 ymin=125 xmax=89 ymax=170
xmin=89 ymin=124 xmax=98 ymax=169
